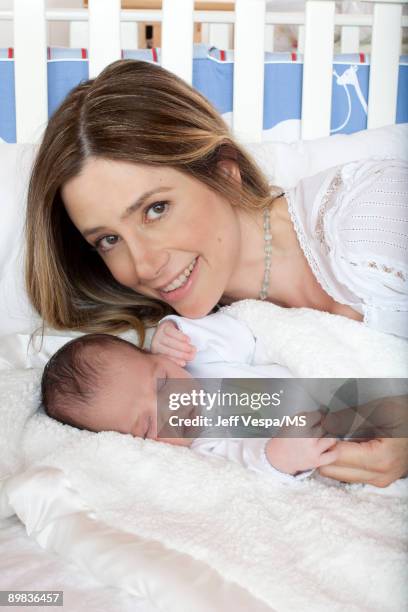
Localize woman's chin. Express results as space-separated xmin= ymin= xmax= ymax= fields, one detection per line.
xmin=171 ymin=296 xmax=221 ymax=319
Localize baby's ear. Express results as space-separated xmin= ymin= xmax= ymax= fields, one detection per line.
xmin=217 ymin=159 xmax=242 ymax=184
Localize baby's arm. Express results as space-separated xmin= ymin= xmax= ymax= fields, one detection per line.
xmin=265 ymin=437 xmax=338 ymax=475
xmin=151 ymin=320 xmax=196 ymax=366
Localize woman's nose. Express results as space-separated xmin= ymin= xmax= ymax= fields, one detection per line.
xmin=127 ymin=240 xmax=169 ymax=284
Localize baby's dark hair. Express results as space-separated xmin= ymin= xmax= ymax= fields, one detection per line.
xmin=41 ymin=333 xmax=143 ymax=429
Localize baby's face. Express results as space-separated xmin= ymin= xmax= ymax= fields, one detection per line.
xmin=83 ymin=344 xmax=193 ymax=447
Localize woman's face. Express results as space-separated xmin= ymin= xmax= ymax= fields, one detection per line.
xmin=62 ymin=157 xmax=241 ymax=317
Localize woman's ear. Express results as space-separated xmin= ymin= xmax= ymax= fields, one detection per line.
xmin=217 ymin=159 xmax=242 ymax=184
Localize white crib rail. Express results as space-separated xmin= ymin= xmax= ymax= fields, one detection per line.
xmin=88 ymin=0 xmax=121 ymax=79
xmin=233 ymin=0 xmax=266 ymax=143
xmin=13 ymin=0 xmax=47 ymax=144
xmin=368 ymin=0 xmax=404 ymax=128
xmin=301 ymin=0 xmax=336 ymax=140
xmin=7 ymin=0 xmax=408 ymax=144
xmin=161 ymin=0 xmax=194 ymax=84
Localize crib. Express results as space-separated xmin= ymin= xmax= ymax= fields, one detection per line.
xmin=1 ymin=2 xmax=408 ymax=611
xmin=0 ymin=0 xmax=407 ymax=145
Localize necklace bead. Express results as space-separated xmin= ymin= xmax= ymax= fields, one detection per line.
xmin=259 ymin=205 xmax=272 ymax=301
xmin=258 ymin=192 xmax=285 ymax=301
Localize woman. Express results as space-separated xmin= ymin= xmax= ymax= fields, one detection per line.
xmin=25 ymin=59 xmax=408 ymax=487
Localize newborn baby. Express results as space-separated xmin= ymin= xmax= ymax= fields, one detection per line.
xmin=41 ymin=311 xmax=338 ymax=482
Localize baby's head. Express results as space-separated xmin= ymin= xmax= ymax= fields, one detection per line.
xmin=41 ymin=333 xmax=192 ymax=444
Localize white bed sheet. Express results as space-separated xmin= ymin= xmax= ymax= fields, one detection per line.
xmin=0 ymin=516 xmax=158 ymax=612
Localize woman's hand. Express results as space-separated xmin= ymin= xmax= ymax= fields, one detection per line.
xmin=151 ymin=321 xmax=197 ymax=367
xmin=318 ymin=438 xmax=408 ymax=487
xmin=320 ymin=395 xmax=408 ymax=487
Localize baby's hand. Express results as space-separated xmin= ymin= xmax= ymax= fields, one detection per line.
xmin=151 ymin=321 xmax=196 ymax=367
xmin=265 ymin=436 xmax=338 ymax=475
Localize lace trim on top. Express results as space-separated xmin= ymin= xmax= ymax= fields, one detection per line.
xmin=285 ymin=188 xmax=340 ymax=304
xmin=285 ymin=170 xmax=362 ymax=311
xmin=315 ymin=170 xmax=343 ymax=254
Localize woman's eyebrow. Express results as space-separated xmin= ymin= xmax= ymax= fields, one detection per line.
xmin=82 ymin=186 xmax=172 ymax=238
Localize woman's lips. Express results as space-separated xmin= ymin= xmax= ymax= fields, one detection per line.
xmin=158 ymin=256 xmax=200 ymax=303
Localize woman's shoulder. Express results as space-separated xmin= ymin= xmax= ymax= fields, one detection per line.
xmin=287 ymin=158 xmax=408 ymax=263
xmin=322 ymin=159 xmax=408 ymax=271
xmin=285 ymin=158 xmax=408 ymax=332
xmin=287 ymin=158 xmax=408 ymax=210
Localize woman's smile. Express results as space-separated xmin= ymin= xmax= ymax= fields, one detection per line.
xmin=157 ymin=256 xmax=200 ymax=303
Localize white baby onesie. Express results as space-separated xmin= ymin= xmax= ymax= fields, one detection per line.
xmin=161 ymin=310 xmax=290 ymax=378
xmin=160 ymin=311 xmax=309 ymax=483
xmin=190 ymin=437 xmax=311 ymax=484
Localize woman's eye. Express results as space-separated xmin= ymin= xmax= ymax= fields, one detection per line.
xmin=145 ymin=201 xmax=169 ymax=222
xmin=94 ymin=235 xmax=120 ymax=253
xmin=92 ymin=201 xmax=169 ymax=252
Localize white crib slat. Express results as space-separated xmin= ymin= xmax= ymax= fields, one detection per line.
xmin=209 ymin=23 xmax=233 ymax=49
xmin=298 ymin=25 xmax=305 ymax=53
xmin=70 ymin=21 xmax=88 ymax=48
xmin=264 ymin=24 xmax=274 ymax=53
xmin=121 ymin=22 xmax=139 ymax=50
xmin=162 ymin=0 xmax=194 ymax=84
xmin=341 ymin=26 xmax=360 ymax=54
xmin=88 ymin=0 xmax=121 ymax=78
xmin=367 ymin=2 xmax=403 ymax=129
xmin=301 ymin=0 xmax=335 ymax=140
xmin=233 ymin=0 xmax=266 ymax=143
xmin=13 ymin=0 xmax=48 ymax=144
xmin=201 ymin=23 xmax=210 ymax=44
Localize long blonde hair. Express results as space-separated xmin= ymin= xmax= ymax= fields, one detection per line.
xmin=26 ymin=59 xmax=279 ymax=345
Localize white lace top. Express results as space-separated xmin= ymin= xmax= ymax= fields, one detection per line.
xmin=285 ymin=159 xmax=408 ymax=338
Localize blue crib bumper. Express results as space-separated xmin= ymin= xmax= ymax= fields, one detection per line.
xmin=0 ymin=44 xmax=407 ymax=143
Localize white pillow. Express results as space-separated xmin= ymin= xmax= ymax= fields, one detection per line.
xmin=246 ymin=123 xmax=408 ymax=188
xmin=1 ymin=124 xmax=407 ymax=347
xmin=0 ymin=144 xmax=41 ymax=337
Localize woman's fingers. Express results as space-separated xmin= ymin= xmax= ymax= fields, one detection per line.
xmin=318 ymin=464 xmax=379 ymax=484
xmin=321 ymin=439 xmax=380 ymax=470
xmin=318 ymin=438 xmax=408 ymax=486
xmin=322 ymin=396 xmax=408 ymax=439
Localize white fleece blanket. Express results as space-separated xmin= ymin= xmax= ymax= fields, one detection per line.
xmin=223 ymin=299 xmax=408 ymax=378
xmin=0 ymin=301 xmax=407 ymax=612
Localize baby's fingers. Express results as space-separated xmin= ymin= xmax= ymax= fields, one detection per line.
xmin=317 ymin=447 xmax=339 ymax=467
xmin=160 ymin=336 xmax=197 ymax=357
xmin=158 ymin=346 xmax=195 ymax=366
xmin=163 ymin=324 xmax=192 ymax=344
xmin=167 ymin=355 xmax=188 ymax=367
xmin=317 ymin=437 xmax=338 ymax=452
